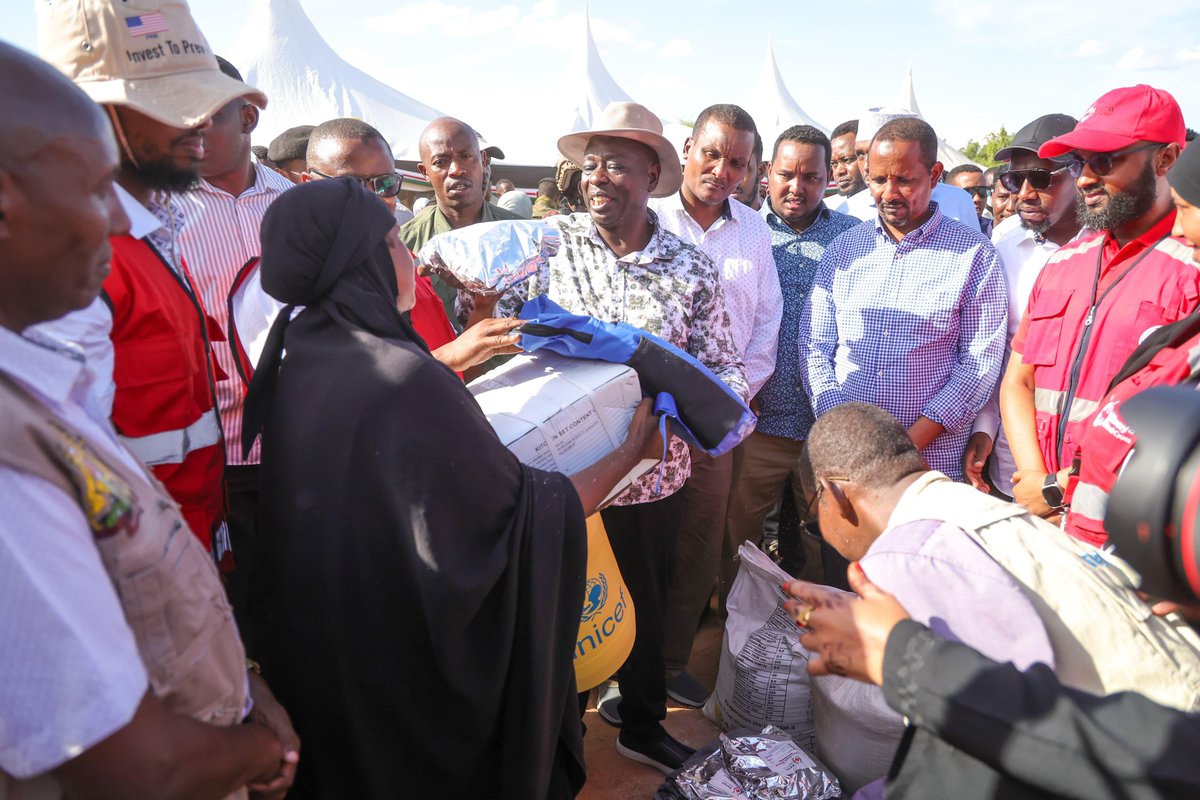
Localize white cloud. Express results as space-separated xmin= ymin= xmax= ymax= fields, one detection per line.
xmin=1073 ymin=39 xmax=1109 ymax=58
xmin=1177 ymin=45 xmax=1200 ymax=63
xmin=659 ymin=38 xmax=693 ymax=59
xmin=1116 ymin=45 xmax=1171 ymax=71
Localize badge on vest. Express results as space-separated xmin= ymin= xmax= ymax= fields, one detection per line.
xmin=50 ymin=422 xmax=141 ymax=539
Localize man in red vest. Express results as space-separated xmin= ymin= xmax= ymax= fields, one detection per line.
xmin=1000 ymin=85 xmax=1195 ymax=533
xmin=36 ymin=0 xmax=269 ymax=554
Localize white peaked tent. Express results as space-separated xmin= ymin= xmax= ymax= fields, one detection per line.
xmin=497 ymin=7 xmax=686 ymax=167
xmin=228 ymin=0 xmax=446 ymax=160
xmin=745 ymin=37 xmax=830 ymax=149
xmin=892 ymin=65 xmax=981 ymax=169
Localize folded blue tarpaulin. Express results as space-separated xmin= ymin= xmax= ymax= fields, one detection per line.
xmin=517 ymin=295 xmax=756 ymax=457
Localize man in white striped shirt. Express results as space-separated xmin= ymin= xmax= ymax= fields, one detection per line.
xmin=176 ymin=57 xmax=293 ymax=638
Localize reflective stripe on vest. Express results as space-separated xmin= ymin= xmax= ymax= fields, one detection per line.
xmin=120 ymin=408 xmax=222 ymax=466
xmin=1070 ymin=481 xmax=1109 ymax=521
xmin=1034 ymin=388 xmax=1100 ymax=423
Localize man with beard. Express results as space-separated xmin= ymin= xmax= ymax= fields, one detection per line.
xmin=36 ymin=0 xmax=269 ymax=554
xmin=802 ymin=117 xmax=1007 ymax=482
xmin=962 ymin=114 xmax=1080 ymax=497
xmin=999 ymin=86 xmax=1195 ymax=531
xmin=825 ymin=119 xmax=865 ymax=214
xmin=400 ymin=116 xmax=523 ymax=323
xmin=724 ymin=124 xmax=858 ymax=599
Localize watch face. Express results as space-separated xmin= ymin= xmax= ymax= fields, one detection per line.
xmin=1042 ymin=476 xmax=1065 ymax=508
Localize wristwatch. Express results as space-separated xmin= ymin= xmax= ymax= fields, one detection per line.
xmin=1041 ymin=473 xmax=1065 ymax=509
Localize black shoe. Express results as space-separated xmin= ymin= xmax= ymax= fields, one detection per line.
xmin=597 ymin=684 xmax=622 ymax=726
xmin=616 ymin=730 xmax=695 ymax=775
xmin=665 ymin=670 xmax=708 ymax=708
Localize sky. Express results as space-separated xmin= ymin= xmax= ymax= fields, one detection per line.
xmin=5 ymin=0 xmax=1200 ymax=155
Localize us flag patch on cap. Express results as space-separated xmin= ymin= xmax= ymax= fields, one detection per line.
xmin=125 ymin=13 xmax=169 ymax=37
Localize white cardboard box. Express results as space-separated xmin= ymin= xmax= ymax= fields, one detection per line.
xmin=468 ymin=351 xmax=658 ymax=505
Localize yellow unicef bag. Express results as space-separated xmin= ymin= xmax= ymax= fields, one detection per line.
xmin=574 ymin=514 xmax=637 ymax=692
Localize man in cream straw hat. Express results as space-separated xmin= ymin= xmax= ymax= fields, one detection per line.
xmin=485 ymin=101 xmax=749 ymax=774
xmin=35 ymin=0 xmax=267 ymax=558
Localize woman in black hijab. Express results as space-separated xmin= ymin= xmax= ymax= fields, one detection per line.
xmin=243 ymin=178 xmax=656 ymax=799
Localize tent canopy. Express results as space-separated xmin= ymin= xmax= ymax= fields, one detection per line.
xmin=744 ymin=37 xmax=829 ymax=150
xmin=892 ymin=65 xmax=981 ymax=169
xmin=229 ymin=0 xmax=446 ymax=160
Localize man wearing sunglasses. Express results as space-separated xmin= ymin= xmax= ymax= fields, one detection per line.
xmin=303 ymin=117 xmax=403 ymax=210
xmin=999 ymin=86 xmax=1195 ymax=535
xmin=962 ymin=114 xmax=1080 ymax=497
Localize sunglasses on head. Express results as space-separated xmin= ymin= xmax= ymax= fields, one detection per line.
xmin=999 ymin=164 xmax=1072 ymax=193
xmin=308 ymin=168 xmax=403 ymax=198
xmin=1066 ymin=142 xmax=1164 ymax=179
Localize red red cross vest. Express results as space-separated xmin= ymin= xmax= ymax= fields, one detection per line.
xmin=1017 ymin=225 xmax=1200 ymax=474
xmin=105 ymin=233 xmax=226 ymax=550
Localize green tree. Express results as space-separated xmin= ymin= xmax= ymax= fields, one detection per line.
xmin=961 ymin=126 xmax=1015 ymax=167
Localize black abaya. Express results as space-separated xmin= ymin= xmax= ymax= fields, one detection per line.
xmin=244 ymin=179 xmax=587 ymax=798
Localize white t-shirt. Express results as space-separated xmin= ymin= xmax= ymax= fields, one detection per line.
xmin=0 ymin=326 xmax=148 ymax=779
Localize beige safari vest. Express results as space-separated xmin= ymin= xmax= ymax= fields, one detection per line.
xmin=0 ymin=372 xmax=247 ymax=799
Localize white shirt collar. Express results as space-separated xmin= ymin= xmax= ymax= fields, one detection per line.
xmin=0 ymin=324 xmax=89 ymax=406
xmin=115 ymin=183 xmax=164 ymax=240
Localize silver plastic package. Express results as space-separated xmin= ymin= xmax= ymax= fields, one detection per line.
xmin=417 ymin=219 xmax=559 ymax=295
xmin=674 ymin=726 xmax=841 ymax=800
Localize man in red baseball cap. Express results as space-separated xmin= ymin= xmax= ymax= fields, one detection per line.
xmin=999 ymin=84 xmax=1195 ymax=540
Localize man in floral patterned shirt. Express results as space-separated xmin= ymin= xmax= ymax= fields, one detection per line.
xmin=490 ymin=101 xmax=748 ymax=774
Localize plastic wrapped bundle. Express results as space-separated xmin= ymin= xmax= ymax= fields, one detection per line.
xmin=665 ymin=726 xmax=841 ymax=800
xmin=416 ymin=219 xmax=558 ymax=295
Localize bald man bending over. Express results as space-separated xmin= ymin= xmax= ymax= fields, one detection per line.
xmin=0 ymin=42 xmax=297 ymax=799
xmin=400 ymin=116 xmax=524 ymax=322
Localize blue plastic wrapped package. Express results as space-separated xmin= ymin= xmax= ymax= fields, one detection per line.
xmin=416 ymin=219 xmax=558 ymax=295
xmin=517 ymin=295 xmax=756 ymax=457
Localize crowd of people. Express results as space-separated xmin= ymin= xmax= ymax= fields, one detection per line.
xmin=4 ymin=0 xmax=1200 ymax=798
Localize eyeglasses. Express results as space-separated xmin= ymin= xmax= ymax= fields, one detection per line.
xmin=308 ymin=168 xmax=403 ymax=198
xmin=1066 ymin=142 xmax=1164 ymax=179
xmin=998 ymin=164 xmax=1072 ymax=193
xmin=963 ymin=186 xmax=992 ymax=198
xmin=805 ymin=475 xmax=850 ymax=518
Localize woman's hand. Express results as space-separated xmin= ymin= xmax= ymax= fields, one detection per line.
xmin=784 ymin=564 xmax=911 ymax=686
xmin=432 ymin=317 xmax=523 ymax=372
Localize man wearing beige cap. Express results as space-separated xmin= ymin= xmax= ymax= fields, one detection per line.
xmin=0 ymin=38 xmax=296 ymax=800
xmin=488 ymin=101 xmax=749 ymax=774
xmin=36 ymin=0 xmax=267 ymax=556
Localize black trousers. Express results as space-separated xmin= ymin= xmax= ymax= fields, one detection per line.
xmin=223 ymin=464 xmax=260 ymax=651
xmin=598 ymin=490 xmax=685 ymax=736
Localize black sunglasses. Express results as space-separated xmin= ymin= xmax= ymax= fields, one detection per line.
xmin=963 ymin=185 xmax=992 ymax=198
xmin=999 ymin=164 xmax=1072 ymax=193
xmin=308 ymin=168 xmax=403 ymax=198
xmin=1066 ymin=142 xmax=1164 ymax=179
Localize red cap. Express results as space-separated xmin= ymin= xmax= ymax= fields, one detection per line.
xmin=1038 ymin=84 xmax=1186 ymax=159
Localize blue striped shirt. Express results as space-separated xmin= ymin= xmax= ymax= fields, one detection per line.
xmin=756 ymin=201 xmax=859 ymax=441
xmin=800 ymin=203 xmax=1008 ymax=478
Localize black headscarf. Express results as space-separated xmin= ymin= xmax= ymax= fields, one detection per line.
xmin=243 ymin=178 xmax=587 ymax=798
xmin=1167 ymin=139 xmax=1200 ymax=208
xmin=242 ymin=177 xmax=424 ymax=458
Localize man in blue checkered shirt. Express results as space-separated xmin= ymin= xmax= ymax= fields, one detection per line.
xmin=800 ymin=118 xmax=1007 ymax=480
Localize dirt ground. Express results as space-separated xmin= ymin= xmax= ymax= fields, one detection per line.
xmin=577 ymin=610 xmax=724 ymax=800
